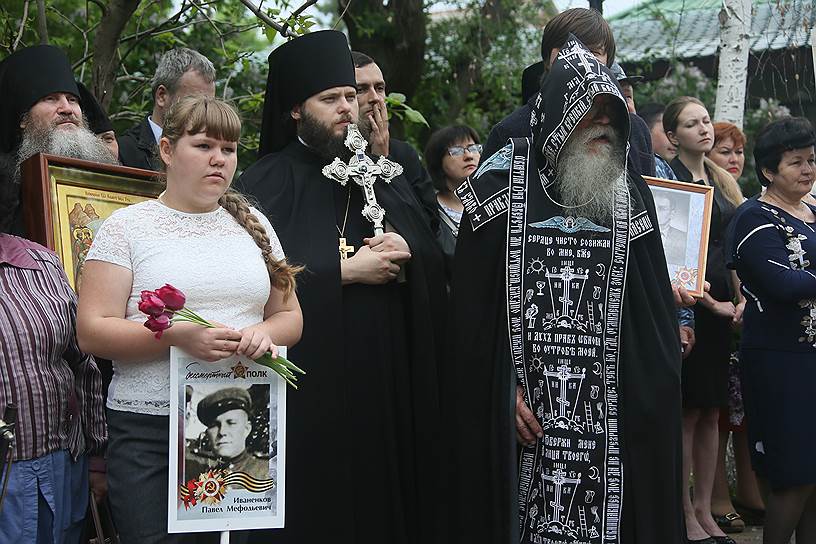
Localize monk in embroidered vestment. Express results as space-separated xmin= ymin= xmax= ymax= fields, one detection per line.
xmin=448 ymin=37 xmax=685 ymax=544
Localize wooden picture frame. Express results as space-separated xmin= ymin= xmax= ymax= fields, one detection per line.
xmin=644 ymin=176 xmax=715 ymax=297
xmin=21 ymin=153 xmax=163 ymax=289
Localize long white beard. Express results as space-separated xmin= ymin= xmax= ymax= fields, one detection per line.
xmin=16 ymin=118 xmax=118 ymax=179
xmin=554 ymin=125 xmax=626 ymax=224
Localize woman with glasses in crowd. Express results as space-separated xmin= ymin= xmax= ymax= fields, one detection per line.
xmin=424 ymin=125 xmax=482 ymax=275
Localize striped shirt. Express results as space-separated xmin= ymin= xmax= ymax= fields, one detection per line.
xmin=0 ymin=234 xmax=106 ymax=461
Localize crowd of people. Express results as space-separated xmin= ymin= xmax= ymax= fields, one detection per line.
xmin=0 ymin=7 xmax=814 ymax=544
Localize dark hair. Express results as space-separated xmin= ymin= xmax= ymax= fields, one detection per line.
xmin=638 ymin=102 xmax=666 ymax=131
xmin=424 ymin=125 xmax=481 ymax=191
xmin=351 ymin=51 xmax=375 ymax=69
xmin=753 ymin=117 xmax=816 ymax=187
xmin=540 ymin=8 xmax=616 ymax=69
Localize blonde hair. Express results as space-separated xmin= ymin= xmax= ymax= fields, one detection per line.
xmin=704 ymin=156 xmax=745 ymax=207
xmin=162 ymin=95 xmax=301 ymax=298
xmin=664 ymin=96 xmax=745 ymax=207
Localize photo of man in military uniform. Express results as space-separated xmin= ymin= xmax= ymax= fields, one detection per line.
xmin=185 ymin=386 xmax=271 ymax=486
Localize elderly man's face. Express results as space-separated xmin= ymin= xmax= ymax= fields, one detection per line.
xmin=554 ymin=94 xmax=626 ymax=223
xmin=206 ymin=408 xmax=252 ymax=460
xmin=22 ymin=92 xmax=82 ymax=132
xmin=570 ymin=94 xmax=624 ymax=155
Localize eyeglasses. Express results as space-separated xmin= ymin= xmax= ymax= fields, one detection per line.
xmin=447 ymin=144 xmax=483 ymax=156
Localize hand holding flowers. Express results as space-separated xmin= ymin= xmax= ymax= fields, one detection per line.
xmin=138 ymin=284 xmax=305 ymax=388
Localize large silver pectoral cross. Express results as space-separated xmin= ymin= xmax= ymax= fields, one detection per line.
xmin=322 ymin=124 xmax=403 ymax=236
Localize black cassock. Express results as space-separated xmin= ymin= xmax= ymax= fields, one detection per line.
xmin=447 ymin=37 xmax=685 ymax=544
xmin=236 ymin=140 xmax=448 ymax=544
xmin=448 ymin=147 xmax=685 ymax=544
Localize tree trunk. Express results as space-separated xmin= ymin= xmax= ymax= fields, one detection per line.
xmin=588 ymin=0 xmax=603 ymax=14
xmin=92 ymin=0 xmax=142 ymax=109
xmin=713 ymin=0 xmax=752 ymax=129
xmin=36 ymin=0 xmax=48 ymax=44
xmin=811 ymin=28 xmax=816 ymax=92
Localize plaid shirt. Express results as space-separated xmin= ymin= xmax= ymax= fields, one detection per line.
xmin=0 ymin=234 xmax=106 ymax=461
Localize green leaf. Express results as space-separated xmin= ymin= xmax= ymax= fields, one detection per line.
xmin=404 ymin=107 xmax=429 ymax=127
xmin=387 ymin=92 xmax=406 ymax=104
xmin=265 ymin=26 xmax=278 ymax=42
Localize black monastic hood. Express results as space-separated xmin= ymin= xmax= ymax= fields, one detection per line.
xmin=0 ymin=45 xmax=78 ymax=154
xmin=530 ymin=35 xmax=630 ymax=185
xmin=258 ymin=30 xmax=357 ymax=158
xmin=76 ymin=81 xmax=113 ymax=135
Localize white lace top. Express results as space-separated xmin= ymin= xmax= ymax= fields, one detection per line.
xmin=85 ymin=199 xmax=284 ymax=416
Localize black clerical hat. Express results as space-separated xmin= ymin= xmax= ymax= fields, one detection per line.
xmin=0 ymin=45 xmax=78 ymax=154
xmin=258 ymin=30 xmax=356 ymax=157
xmin=76 ymin=81 xmax=113 ymax=135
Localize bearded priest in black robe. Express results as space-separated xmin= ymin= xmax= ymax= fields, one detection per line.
xmin=236 ymin=30 xmax=447 ymax=544
xmin=448 ymin=37 xmax=684 ymax=544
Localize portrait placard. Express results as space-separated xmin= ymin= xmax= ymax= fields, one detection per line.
xmin=644 ymin=177 xmax=714 ymax=297
xmin=20 ymin=153 xmax=162 ymax=289
xmin=168 ymin=347 xmax=287 ymax=533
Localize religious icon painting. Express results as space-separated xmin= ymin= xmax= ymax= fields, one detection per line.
xmin=644 ymin=177 xmax=714 ymax=297
xmin=20 ymin=153 xmax=161 ymax=289
xmin=168 ymin=347 xmax=287 ymax=533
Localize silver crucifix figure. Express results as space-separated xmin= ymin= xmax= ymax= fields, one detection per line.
xmin=322 ymin=124 xmax=403 ymax=235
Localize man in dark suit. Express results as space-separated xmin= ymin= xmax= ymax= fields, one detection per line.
xmin=351 ymin=51 xmax=438 ymax=232
xmin=118 ymin=47 xmax=216 ymax=170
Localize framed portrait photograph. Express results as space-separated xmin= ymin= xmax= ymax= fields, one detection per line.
xmin=644 ymin=177 xmax=714 ymax=297
xmin=20 ymin=153 xmax=162 ymax=289
xmin=168 ymin=347 xmax=287 ymax=534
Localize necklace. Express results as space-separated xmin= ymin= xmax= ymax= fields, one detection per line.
xmin=763 ymin=191 xmax=810 ymax=220
xmin=337 ymin=186 xmax=355 ymax=260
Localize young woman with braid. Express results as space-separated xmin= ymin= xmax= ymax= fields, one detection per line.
xmin=77 ymin=95 xmax=302 ymax=544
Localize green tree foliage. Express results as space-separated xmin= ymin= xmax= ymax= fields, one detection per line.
xmin=405 ymin=0 xmax=553 ymax=148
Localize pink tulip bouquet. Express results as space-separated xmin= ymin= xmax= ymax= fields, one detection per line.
xmin=138 ymin=284 xmax=305 ymax=388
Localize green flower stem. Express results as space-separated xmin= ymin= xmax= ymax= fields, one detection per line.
xmin=254 ymin=354 xmax=305 ymax=389
xmin=168 ymin=307 xmax=305 ymax=389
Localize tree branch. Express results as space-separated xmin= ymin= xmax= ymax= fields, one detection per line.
xmin=280 ymin=0 xmax=319 ymax=37
xmin=237 ymin=0 xmax=288 ymax=34
xmin=88 ymin=0 xmax=108 ymax=16
xmin=12 ymin=0 xmax=29 ymax=51
xmin=92 ymin=0 xmax=142 ymax=108
xmin=36 ymin=0 xmax=48 ymax=44
xmin=190 ymin=0 xmax=227 ymax=56
xmin=239 ymin=0 xmax=320 ymax=38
